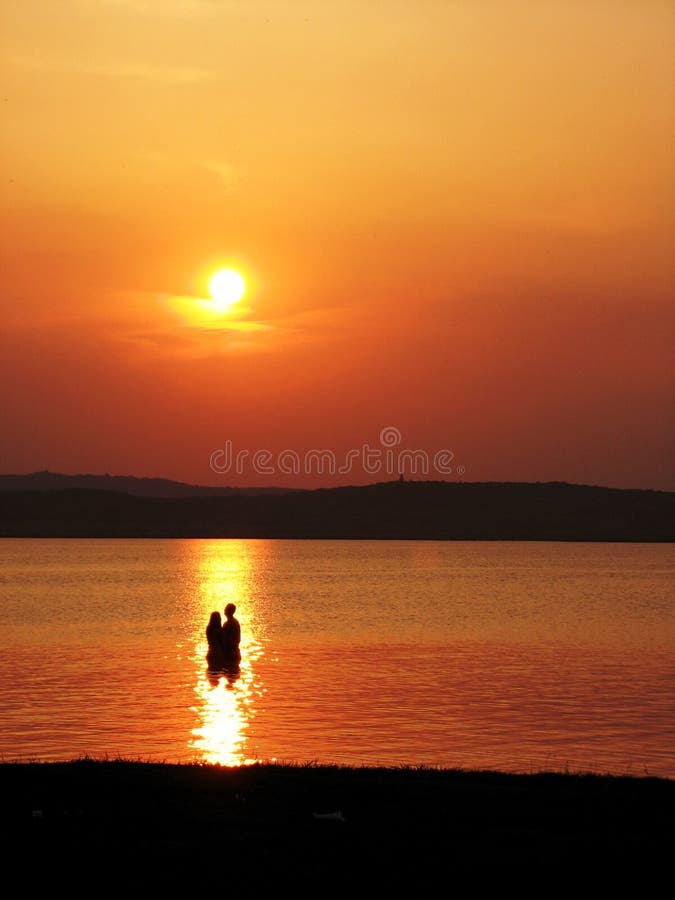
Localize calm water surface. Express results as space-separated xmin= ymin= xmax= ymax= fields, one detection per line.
xmin=1 ymin=539 xmax=673 ymax=776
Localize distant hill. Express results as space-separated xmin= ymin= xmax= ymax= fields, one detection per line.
xmin=0 ymin=479 xmax=672 ymax=540
xmin=0 ymin=471 xmax=295 ymax=498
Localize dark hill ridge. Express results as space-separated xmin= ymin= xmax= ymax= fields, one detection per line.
xmin=0 ymin=480 xmax=672 ymax=540
xmin=0 ymin=471 xmax=294 ymax=497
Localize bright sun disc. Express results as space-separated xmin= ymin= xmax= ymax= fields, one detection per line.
xmin=209 ymin=269 xmax=246 ymax=310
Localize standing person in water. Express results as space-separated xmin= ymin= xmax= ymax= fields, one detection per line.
xmin=205 ymin=611 xmax=225 ymax=669
xmin=221 ymin=602 xmax=241 ymax=667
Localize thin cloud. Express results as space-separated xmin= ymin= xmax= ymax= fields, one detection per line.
xmin=2 ymin=53 xmax=214 ymax=84
xmin=199 ymin=160 xmax=245 ymax=192
xmin=162 ymin=295 xmax=275 ymax=332
xmin=80 ymin=0 xmax=231 ymax=16
xmin=94 ymin=289 xmax=361 ymax=360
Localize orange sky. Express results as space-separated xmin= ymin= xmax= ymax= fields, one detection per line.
xmin=1 ymin=0 xmax=673 ymax=489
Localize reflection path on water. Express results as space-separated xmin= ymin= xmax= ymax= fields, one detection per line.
xmin=188 ymin=540 xmax=268 ymax=765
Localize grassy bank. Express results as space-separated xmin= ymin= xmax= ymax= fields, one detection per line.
xmin=2 ymin=760 xmax=672 ymax=888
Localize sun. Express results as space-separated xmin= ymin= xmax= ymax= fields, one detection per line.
xmin=209 ymin=269 xmax=246 ymax=312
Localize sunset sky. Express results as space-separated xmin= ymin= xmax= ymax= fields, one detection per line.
xmin=1 ymin=0 xmax=673 ymax=489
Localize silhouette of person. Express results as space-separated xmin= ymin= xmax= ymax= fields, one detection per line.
xmin=221 ymin=602 xmax=241 ymax=669
xmin=206 ymin=610 xmax=226 ymax=669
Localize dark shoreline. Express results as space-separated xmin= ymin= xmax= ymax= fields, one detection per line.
xmin=3 ymin=760 xmax=673 ymax=886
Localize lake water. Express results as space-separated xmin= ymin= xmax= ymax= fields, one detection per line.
xmin=0 ymin=539 xmax=673 ymax=776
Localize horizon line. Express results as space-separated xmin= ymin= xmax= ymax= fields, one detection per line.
xmin=1 ymin=469 xmax=673 ymax=495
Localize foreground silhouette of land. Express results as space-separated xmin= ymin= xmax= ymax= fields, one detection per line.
xmin=2 ymin=761 xmax=672 ymax=889
xmin=0 ymin=478 xmax=673 ymax=540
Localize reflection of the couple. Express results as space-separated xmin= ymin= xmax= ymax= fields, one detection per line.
xmin=206 ymin=662 xmax=240 ymax=688
xmin=189 ymin=540 xmax=265 ymax=766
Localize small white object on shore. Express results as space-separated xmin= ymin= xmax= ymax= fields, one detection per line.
xmin=312 ymin=811 xmax=346 ymax=823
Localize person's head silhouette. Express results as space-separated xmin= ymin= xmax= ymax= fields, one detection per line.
xmin=224 ymin=603 xmax=236 ymax=619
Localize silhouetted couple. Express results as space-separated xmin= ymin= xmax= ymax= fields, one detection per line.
xmin=206 ymin=603 xmax=241 ymax=672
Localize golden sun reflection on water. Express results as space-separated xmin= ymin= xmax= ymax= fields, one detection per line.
xmin=188 ymin=541 xmax=268 ymax=765
xmin=191 ymin=666 xmax=258 ymax=766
